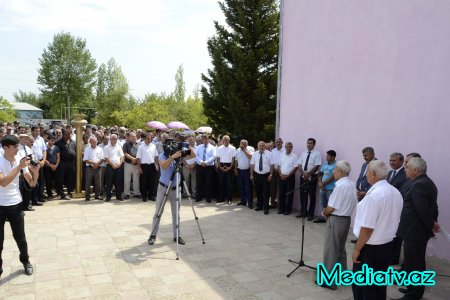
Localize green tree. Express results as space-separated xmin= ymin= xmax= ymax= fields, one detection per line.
xmin=201 ymin=0 xmax=279 ymax=145
xmin=0 ymin=96 xmax=16 ymax=122
xmin=173 ymin=64 xmax=186 ymax=102
xmin=94 ymin=58 xmax=133 ymax=125
xmin=37 ymin=32 xmax=97 ymax=120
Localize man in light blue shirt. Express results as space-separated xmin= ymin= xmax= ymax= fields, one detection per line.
xmin=148 ymin=142 xmax=196 ymax=246
xmin=314 ymin=150 xmax=337 ymax=223
xmin=195 ymin=135 xmax=216 ymax=203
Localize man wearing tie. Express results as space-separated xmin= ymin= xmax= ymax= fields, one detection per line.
xmin=387 ymin=152 xmax=407 ymax=191
xmin=297 ymin=138 xmax=322 ymax=221
xmin=356 ymin=147 xmax=377 ymax=201
xmin=195 ymin=135 xmax=216 ymax=203
xmin=216 ymin=135 xmax=236 ymax=204
xmin=250 ymin=141 xmax=273 ymax=215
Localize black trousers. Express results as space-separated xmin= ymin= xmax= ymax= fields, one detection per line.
xmin=196 ymin=165 xmax=214 ymax=201
xmin=391 ymin=236 xmax=403 ymax=264
xmin=254 ymin=173 xmax=270 ymax=212
xmin=300 ymin=177 xmax=317 ymax=217
xmin=0 ymin=203 xmax=29 ymax=265
xmin=85 ymin=166 xmax=101 ymax=199
xmin=43 ymin=166 xmax=57 ymax=197
xmin=278 ymin=174 xmax=295 ymax=213
xmin=19 ymin=177 xmax=31 ymax=209
xmin=352 ymin=240 xmax=394 ymax=300
xmin=218 ymin=163 xmax=232 ymax=201
xmin=105 ymin=165 xmax=123 ymax=198
xmin=56 ymin=160 xmax=75 ymax=196
xmin=270 ymin=172 xmax=280 ymax=206
xmin=402 ymin=239 xmax=428 ymax=300
xmin=140 ymin=163 xmax=157 ymax=200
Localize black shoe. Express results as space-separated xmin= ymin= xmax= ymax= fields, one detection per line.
xmin=254 ymin=207 xmax=262 ymax=211
xmin=277 ymin=210 xmax=284 ymax=214
xmin=264 ymin=210 xmax=269 ymax=215
xmin=105 ymin=196 xmax=111 ymax=202
xmin=351 ymin=238 xmax=358 ymax=243
xmin=248 ymin=205 xmax=253 ymax=209
xmin=24 ymin=206 xmax=35 ymax=211
xmin=314 ymin=280 xmax=337 ymax=290
xmin=23 ymin=261 xmax=33 ymax=276
xmin=195 ymin=199 xmax=202 ymax=202
xmin=32 ymin=202 xmax=43 ymax=206
xmin=307 ymin=216 xmax=314 ymax=221
xmin=269 ymin=204 xmax=277 ymax=209
xmin=134 ymin=194 xmax=142 ymax=198
xmin=60 ymin=195 xmax=71 ymax=200
xmin=116 ymin=197 xmax=124 ymax=201
xmin=313 ymin=218 xmax=326 ymax=223
xmin=150 ymin=197 xmax=156 ymax=201
xmin=398 ymin=287 xmax=408 ymax=294
xmin=142 ymin=198 xmax=148 ymax=202
xmin=85 ymin=198 xmax=90 ymax=202
xmin=283 ymin=211 xmax=291 ymax=215
xmin=296 ymin=212 xmax=306 ymax=218
xmin=148 ymin=235 xmax=156 ymax=245
xmin=237 ymin=202 xmax=244 ymax=206
xmin=216 ymin=200 xmax=224 ymax=203
xmin=206 ymin=199 xmax=211 ymax=203
xmin=174 ymin=237 xmax=185 ymax=245
xmin=95 ymin=196 xmax=103 ymax=200
xmin=123 ymin=195 xmax=130 ymax=200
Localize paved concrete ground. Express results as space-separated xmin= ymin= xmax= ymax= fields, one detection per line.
xmin=0 ymin=197 xmax=449 ymax=299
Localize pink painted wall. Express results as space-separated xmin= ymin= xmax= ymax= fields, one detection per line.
xmin=279 ymin=0 xmax=450 ymax=260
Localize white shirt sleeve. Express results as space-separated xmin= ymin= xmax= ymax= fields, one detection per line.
xmin=357 ymin=196 xmax=379 ymax=229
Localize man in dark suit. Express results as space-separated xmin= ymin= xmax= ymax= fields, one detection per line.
xmin=390 ymin=152 xmax=414 ymax=265
xmin=387 ymin=152 xmax=407 ymax=190
xmin=356 ymin=147 xmax=376 ymax=201
xmin=395 ymin=157 xmax=439 ymax=300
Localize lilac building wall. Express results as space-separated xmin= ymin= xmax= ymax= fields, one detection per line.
xmin=278 ymin=0 xmax=450 ymax=260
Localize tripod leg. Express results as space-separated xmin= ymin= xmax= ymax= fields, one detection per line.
xmin=182 ymin=180 xmax=206 ymax=244
xmin=149 ymin=181 xmax=172 ymax=242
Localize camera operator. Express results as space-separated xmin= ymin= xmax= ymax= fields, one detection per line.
xmin=0 ymin=135 xmax=40 ymax=277
xmin=148 ymin=141 xmax=196 ymax=246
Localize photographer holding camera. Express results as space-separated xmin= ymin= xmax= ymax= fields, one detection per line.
xmin=148 ymin=138 xmax=196 ymax=246
xmin=0 ymin=135 xmax=40 ymax=277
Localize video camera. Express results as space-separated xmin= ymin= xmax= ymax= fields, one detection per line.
xmin=163 ymin=138 xmax=191 ymax=158
xmin=26 ymin=154 xmax=40 ymax=166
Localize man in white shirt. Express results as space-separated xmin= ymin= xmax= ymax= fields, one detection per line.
xmin=195 ymin=135 xmax=216 ymax=203
xmin=352 ymin=160 xmax=403 ymax=300
xmin=18 ymin=134 xmax=36 ymax=211
xmin=216 ymin=135 xmax=236 ymax=204
xmin=277 ymin=142 xmax=297 ymax=215
xmin=182 ymin=136 xmax=197 ymax=199
xmin=98 ymin=135 xmax=109 ymax=197
xmin=270 ymin=138 xmax=285 ymax=209
xmin=137 ymin=132 xmax=160 ymax=202
xmin=318 ymin=160 xmax=357 ymax=290
xmin=297 ymin=138 xmax=322 ymax=221
xmin=122 ymin=132 xmax=141 ymax=199
xmin=234 ymin=139 xmax=254 ymax=208
xmin=83 ymin=137 xmax=104 ymax=201
xmin=31 ymin=126 xmax=47 ymax=201
xmin=103 ymin=134 xmax=124 ymax=201
xmin=250 ymin=141 xmax=273 ymax=214
xmin=0 ymin=135 xmax=40 ymax=277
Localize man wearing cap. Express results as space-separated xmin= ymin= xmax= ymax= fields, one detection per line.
xmin=31 ymin=126 xmax=47 ymax=201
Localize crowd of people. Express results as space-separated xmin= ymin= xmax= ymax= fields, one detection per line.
xmin=0 ymin=121 xmax=441 ymax=300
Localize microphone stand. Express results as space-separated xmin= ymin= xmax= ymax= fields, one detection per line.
xmin=286 ymin=172 xmax=323 ymax=278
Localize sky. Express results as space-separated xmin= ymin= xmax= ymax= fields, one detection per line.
xmin=0 ymin=0 xmax=224 ymax=101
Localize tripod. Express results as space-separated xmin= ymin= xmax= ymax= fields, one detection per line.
xmin=286 ymin=172 xmax=322 ymax=277
xmin=150 ymin=158 xmax=205 ymax=260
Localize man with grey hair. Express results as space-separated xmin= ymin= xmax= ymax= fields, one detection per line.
xmin=123 ymin=132 xmax=141 ymax=199
xmin=250 ymin=141 xmax=273 ymax=214
xmin=83 ymin=136 xmax=104 ymax=201
xmin=103 ymin=134 xmax=124 ymax=201
xmin=395 ymin=157 xmax=439 ymax=300
xmin=352 ymin=160 xmax=403 ymax=300
xmin=317 ymin=160 xmax=357 ymax=290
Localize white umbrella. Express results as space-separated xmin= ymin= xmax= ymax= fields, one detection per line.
xmin=196 ymin=126 xmax=212 ymax=134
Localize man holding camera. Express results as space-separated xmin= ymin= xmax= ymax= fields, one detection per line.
xmin=148 ymin=139 xmax=196 ymax=246
xmin=0 ymin=135 xmax=40 ymax=278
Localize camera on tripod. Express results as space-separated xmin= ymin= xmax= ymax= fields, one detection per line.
xmin=27 ymin=154 xmax=40 ymax=166
xmin=163 ymin=138 xmax=191 ymax=158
